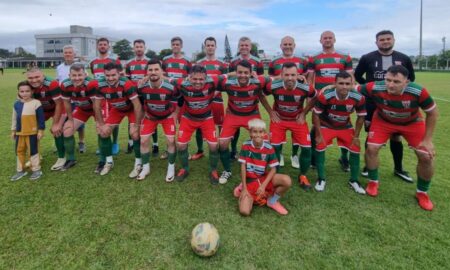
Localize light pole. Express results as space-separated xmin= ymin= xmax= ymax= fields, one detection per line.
xmin=419 ymin=0 xmax=423 ymax=70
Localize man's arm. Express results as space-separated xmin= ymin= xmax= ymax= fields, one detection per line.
xmin=354 ymin=56 xmax=367 ymax=85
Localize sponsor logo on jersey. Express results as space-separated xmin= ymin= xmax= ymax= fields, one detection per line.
xmin=160 ymin=94 xmax=166 ymax=100
xmin=81 ymin=91 xmax=85 ymax=97
xmin=402 ymin=100 xmax=410 ymax=108
xmin=346 ymin=105 xmax=353 ymax=112
xmin=261 ymin=154 xmax=267 ymax=160
xmin=335 ymin=58 xmax=341 ymax=63
xmin=40 ymin=92 xmax=45 ymax=98
xmin=117 ymin=91 xmax=123 ymax=98
xmin=294 ymin=95 xmax=301 ymax=102
xmin=394 ymin=61 xmax=402 ymax=65
xmin=374 ymin=71 xmax=386 ymax=80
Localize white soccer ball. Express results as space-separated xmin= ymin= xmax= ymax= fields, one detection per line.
xmin=191 ymin=222 xmax=220 ymax=257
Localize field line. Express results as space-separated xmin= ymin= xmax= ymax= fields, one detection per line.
xmin=434 ymin=97 xmax=450 ymax=103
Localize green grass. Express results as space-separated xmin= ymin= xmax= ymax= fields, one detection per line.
xmin=0 ymin=69 xmax=449 ymax=269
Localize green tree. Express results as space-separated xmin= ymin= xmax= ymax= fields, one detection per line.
xmin=158 ymin=48 xmax=173 ymax=60
xmin=0 ymin=48 xmax=12 ymax=58
xmin=112 ymin=39 xmax=134 ymax=60
xmin=145 ymin=49 xmax=157 ymax=59
xmin=251 ymin=42 xmax=259 ymax=57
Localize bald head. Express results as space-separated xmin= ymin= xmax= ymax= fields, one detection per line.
xmin=280 ymin=36 xmax=296 ymax=57
xmin=320 ymin=31 xmax=336 ymax=51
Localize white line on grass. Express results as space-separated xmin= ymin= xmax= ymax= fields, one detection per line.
xmin=434 ymin=97 xmax=450 ymax=102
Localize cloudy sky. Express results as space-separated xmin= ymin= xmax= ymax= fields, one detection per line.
xmin=0 ymin=0 xmax=448 ymax=58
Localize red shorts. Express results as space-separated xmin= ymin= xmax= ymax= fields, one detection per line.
xmin=44 ymin=105 xmax=67 ymax=121
xmin=246 ymin=176 xmax=275 ymax=205
xmin=178 ymin=116 xmax=217 ymax=144
xmin=141 ymin=117 xmax=176 ymax=137
xmin=73 ymin=108 xmax=95 ymax=123
xmin=212 ymin=102 xmax=224 ymax=126
xmin=269 ymin=120 xmax=311 ymax=147
xmin=220 ymin=113 xmax=261 ymax=140
xmin=368 ymin=115 xmax=425 ymax=148
xmin=316 ymin=127 xmax=360 ymax=153
xmin=105 ymin=107 xmax=136 ymax=125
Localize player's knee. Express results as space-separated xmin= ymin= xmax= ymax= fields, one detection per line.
xmin=417 ymin=151 xmax=432 ymax=164
xmin=239 ymin=208 xmax=251 ymax=217
xmin=284 ymin=175 xmax=292 ymax=188
xmin=366 ymin=146 xmax=379 ymax=157
xmin=141 ymin=136 xmax=150 ymax=145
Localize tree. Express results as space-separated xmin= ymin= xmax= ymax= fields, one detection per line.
xmin=224 ymin=35 xmax=232 ymax=62
xmin=14 ymin=47 xmax=35 ymax=58
xmin=251 ymin=42 xmax=259 ymax=57
xmin=192 ymin=51 xmax=206 ymax=62
xmin=0 ymin=48 xmax=12 ymax=58
xmin=112 ymin=39 xmax=134 ymax=60
xmin=145 ymin=49 xmax=157 ymax=60
xmin=158 ymin=48 xmax=173 ymax=60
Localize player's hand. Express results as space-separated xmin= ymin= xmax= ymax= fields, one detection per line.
xmin=417 ymin=140 xmax=436 ymax=160
xmin=137 ymin=76 xmax=149 ymax=88
xmin=64 ymin=120 xmax=75 ymax=136
xmin=350 ymin=136 xmax=360 ymax=148
xmin=364 ymin=120 xmax=371 ymax=130
xmin=320 ymin=84 xmax=335 ymax=94
xmin=129 ymin=124 xmax=139 ymax=139
xmin=251 ymin=71 xmax=258 ymax=78
xmin=297 ymin=74 xmax=307 ymax=82
xmin=256 ymin=183 xmax=266 ymax=196
xmin=99 ymin=124 xmax=110 ymax=137
xmin=37 ymin=130 xmax=44 ymax=140
xmin=10 ymin=131 xmax=16 ymax=140
xmin=239 ymin=188 xmax=250 ymax=201
xmin=296 ymin=112 xmax=305 ymax=124
xmin=51 ymin=123 xmax=62 ymax=137
xmin=315 ymin=133 xmax=323 ymax=146
xmin=270 ymin=111 xmax=281 ymax=123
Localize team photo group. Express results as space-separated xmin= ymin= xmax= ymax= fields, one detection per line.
xmin=10 ymin=29 xmax=438 ymax=215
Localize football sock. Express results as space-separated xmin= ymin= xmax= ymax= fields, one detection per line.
xmin=55 ymin=135 xmax=65 ymax=158
xmin=315 ymin=150 xmax=325 ymax=180
xmin=100 ymin=136 xmax=112 ymax=157
xmin=152 ymin=131 xmax=158 ymax=144
xmin=112 ymin=126 xmax=119 ymax=144
xmin=310 ymin=128 xmax=316 ymax=166
xmin=231 ymin=129 xmax=240 ymax=154
xmin=135 ymin=158 xmax=142 ymax=166
xmin=390 ymin=139 xmax=404 ymax=171
xmin=417 ymin=177 xmax=431 ymax=192
xmin=133 ymin=139 xmax=141 ymax=158
xmin=349 ymin=152 xmax=360 ymax=182
xmin=64 ymin=135 xmax=75 ymax=161
xmin=292 ymin=144 xmax=299 ymax=157
xmin=340 ymin=148 xmax=349 ymax=162
xmin=219 ymin=148 xmax=231 ymax=172
xmin=209 ymin=149 xmax=219 ymax=171
xmin=178 ymin=148 xmax=189 ymax=171
xmin=368 ymin=168 xmax=379 ymax=181
xmin=195 ymin=129 xmax=204 ymax=153
xmin=141 ymin=152 xmax=150 ymax=164
xmin=97 ymin=135 xmax=105 ymax=162
xmin=300 ymin=147 xmax=311 ymax=175
xmin=268 ymin=193 xmax=281 ymax=205
xmin=168 ymin=151 xmax=176 ymax=164
xmin=273 ymin=144 xmax=282 ymax=172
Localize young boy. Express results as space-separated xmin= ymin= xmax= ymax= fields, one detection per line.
xmin=11 ymin=81 xmax=45 ymax=181
xmin=234 ymin=118 xmax=291 ymax=216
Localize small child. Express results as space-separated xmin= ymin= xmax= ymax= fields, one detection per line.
xmin=234 ymin=118 xmax=292 ymax=216
xmin=10 ymin=81 xmax=45 ymax=181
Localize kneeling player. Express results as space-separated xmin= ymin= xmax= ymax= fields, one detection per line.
xmin=234 ymin=119 xmax=291 ymax=216
xmin=313 ymin=71 xmax=366 ymax=194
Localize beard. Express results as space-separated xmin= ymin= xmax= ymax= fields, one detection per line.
xmin=378 ymin=45 xmax=394 ymax=53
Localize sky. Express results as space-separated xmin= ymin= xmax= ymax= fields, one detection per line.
xmin=0 ymin=0 xmax=449 ymax=58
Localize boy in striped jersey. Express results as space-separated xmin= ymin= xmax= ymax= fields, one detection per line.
xmin=313 ymin=71 xmax=366 ymax=194
xmin=269 ymin=36 xmax=309 ymax=169
xmin=193 ymin=37 xmax=229 ymax=161
xmin=137 ymin=59 xmax=179 ymax=181
xmin=359 ymin=66 xmax=437 ymax=211
xmin=307 ymin=31 xmax=354 ymax=172
xmin=263 ymin=62 xmax=316 ymax=191
xmin=234 ymin=119 xmax=291 ymax=216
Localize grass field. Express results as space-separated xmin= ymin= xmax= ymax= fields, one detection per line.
xmin=0 ymin=69 xmax=449 ymax=269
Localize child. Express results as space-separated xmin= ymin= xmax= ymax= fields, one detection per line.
xmin=10 ymin=81 xmax=45 ymax=181
xmin=234 ymin=118 xmax=292 ymax=216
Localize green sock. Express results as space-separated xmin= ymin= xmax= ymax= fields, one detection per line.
xmin=54 ymin=136 xmax=65 ymax=158
xmin=168 ymin=151 xmax=176 ymax=164
xmin=417 ymin=177 xmax=431 ymax=192
xmin=133 ymin=139 xmax=141 ymax=158
xmin=300 ymin=147 xmax=311 ymax=175
xmin=100 ymin=136 xmax=112 ymax=157
xmin=97 ymin=135 xmax=106 ymax=162
xmin=349 ymin=152 xmax=360 ymax=182
xmin=195 ymin=129 xmax=204 ymax=153
xmin=316 ymin=150 xmax=325 ymax=180
xmin=178 ymin=148 xmax=189 ymax=171
xmin=219 ymin=148 xmax=231 ymax=172
xmin=340 ymin=148 xmax=349 ymax=162
xmin=112 ymin=126 xmax=119 ymax=144
xmin=209 ymin=149 xmax=219 ymax=172
xmin=142 ymin=152 xmax=150 ymax=164
xmin=368 ymin=168 xmax=379 ymax=181
xmin=64 ymin=135 xmax=76 ymax=161
xmin=231 ymin=129 xmax=240 ymax=153
xmin=292 ymin=144 xmax=299 ymax=156
xmin=152 ymin=130 xmax=158 ymax=144
xmin=273 ymin=144 xmax=282 ymax=172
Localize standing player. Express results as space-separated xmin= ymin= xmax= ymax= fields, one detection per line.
xmin=228 ymin=36 xmax=265 ymax=160
xmin=307 ymin=31 xmax=354 ymax=172
xmin=60 ymin=64 xmax=99 ymax=171
xmin=125 ymin=39 xmax=156 ymax=156
xmin=217 ymin=60 xmax=270 ymax=184
xmin=56 ymin=45 xmax=86 ymax=153
xmin=312 ymin=71 xmax=366 ymax=194
xmin=90 ymin=37 xmax=122 ymax=155
xmin=193 ymin=37 xmax=229 ymax=161
xmin=26 ymin=67 xmax=65 ymax=171
xmin=355 ymin=30 xmax=415 ymax=182
xmin=93 ymin=63 xmax=142 ymax=176
xmin=263 ymin=62 xmax=316 ymax=190
xmin=359 ymin=66 xmax=437 ymax=211
xmin=137 ymin=59 xmax=179 ymax=181
xmin=172 ymin=65 xmax=220 ymax=184
xmin=269 ymin=36 xmax=309 ymax=169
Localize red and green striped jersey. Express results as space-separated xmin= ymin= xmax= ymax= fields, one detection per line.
xmin=307 ymin=51 xmax=353 ymax=90
xmin=264 ymin=79 xmax=317 ymax=120
xmin=95 ymin=77 xmax=138 ymax=112
xmin=89 ymin=57 xmax=122 ymax=80
xmin=314 ymin=88 xmax=366 ymax=129
xmin=229 ymin=55 xmax=264 ymax=75
xmin=173 ymin=76 xmax=218 ymax=120
xmin=238 ymin=140 xmax=279 ymax=181
xmin=31 ymin=76 xmax=61 ymax=113
xmin=162 ymin=54 xmax=191 ymax=79
xmin=358 ymin=81 xmax=436 ymax=125
xmin=138 ymin=80 xmax=179 ymax=120
xmin=220 ymin=75 xmax=269 ymax=116
xmin=60 ymin=77 xmax=98 ymax=112
xmin=125 ymin=57 xmax=149 ymax=82
xmin=268 ymin=55 xmax=308 ymax=76
xmin=196 ymin=57 xmax=229 ymax=102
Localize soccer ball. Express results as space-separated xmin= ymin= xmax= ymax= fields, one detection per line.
xmin=191 ymin=222 xmax=220 ymax=257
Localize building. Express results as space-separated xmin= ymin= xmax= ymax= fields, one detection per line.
xmin=35 ymin=25 xmax=117 ymax=60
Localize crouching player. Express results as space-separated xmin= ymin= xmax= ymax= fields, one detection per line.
xmin=234 ymin=119 xmax=291 ymax=216
xmin=313 ymin=71 xmax=366 ymax=194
